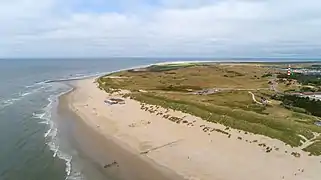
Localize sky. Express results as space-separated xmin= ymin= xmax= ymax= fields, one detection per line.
xmin=1 ymin=0 xmax=321 ymax=58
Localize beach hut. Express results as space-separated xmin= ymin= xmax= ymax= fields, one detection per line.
xmin=104 ymin=99 xmax=117 ymax=105
xmin=104 ymin=98 xmax=125 ymax=105
xmin=110 ymin=98 xmax=125 ymax=104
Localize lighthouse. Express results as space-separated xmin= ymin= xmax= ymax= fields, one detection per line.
xmin=287 ymin=65 xmax=291 ymax=76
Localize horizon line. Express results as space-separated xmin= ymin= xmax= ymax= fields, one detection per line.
xmin=1 ymin=57 xmax=321 ymax=60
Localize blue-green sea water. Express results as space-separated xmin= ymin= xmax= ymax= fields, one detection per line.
xmin=0 ymin=58 xmax=171 ymax=180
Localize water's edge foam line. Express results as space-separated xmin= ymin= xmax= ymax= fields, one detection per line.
xmin=49 ymin=61 xmax=215 ymax=180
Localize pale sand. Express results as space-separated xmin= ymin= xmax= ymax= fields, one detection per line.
xmin=68 ymin=78 xmax=321 ymax=180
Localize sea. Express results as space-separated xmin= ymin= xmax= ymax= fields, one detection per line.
xmin=0 ymin=58 xmax=177 ymax=180
xmin=0 ymin=58 xmax=317 ymax=180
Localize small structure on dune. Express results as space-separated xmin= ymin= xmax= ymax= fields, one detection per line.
xmin=315 ymin=121 xmax=321 ymax=127
xmin=260 ymin=97 xmax=269 ymax=105
xmin=194 ymin=89 xmax=219 ymax=95
xmin=104 ymin=98 xmax=125 ymax=105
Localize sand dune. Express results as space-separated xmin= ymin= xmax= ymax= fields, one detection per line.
xmin=67 ymin=78 xmax=321 ymax=180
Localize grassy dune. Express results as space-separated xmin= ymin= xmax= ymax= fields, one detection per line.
xmin=98 ymin=63 xmax=321 ymax=155
xmin=303 ymin=135 xmax=321 ymax=155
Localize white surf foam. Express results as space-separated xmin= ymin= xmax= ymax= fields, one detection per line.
xmin=33 ymin=86 xmax=84 ymax=180
xmin=25 ymin=81 xmax=47 ymax=88
xmin=66 ymin=172 xmax=85 ymax=180
xmin=0 ymin=97 xmax=21 ymax=107
xmin=44 ymin=121 xmax=57 ymax=138
xmin=33 ymin=112 xmax=45 ymax=120
xmin=44 ymin=127 xmax=52 ymax=138
xmin=43 ymin=71 xmax=106 ymax=84
xmin=20 ymin=85 xmax=48 ymax=97
xmin=47 ymin=140 xmax=73 ymax=178
xmin=33 ymin=96 xmax=54 ymax=124
xmin=20 ymin=92 xmax=33 ymax=97
xmin=0 ymin=83 xmax=50 ymax=110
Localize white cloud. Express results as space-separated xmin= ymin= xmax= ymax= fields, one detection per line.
xmin=1 ymin=0 xmax=321 ymax=58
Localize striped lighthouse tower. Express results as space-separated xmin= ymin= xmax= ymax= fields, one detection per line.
xmin=287 ymin=65 xmax=291 ymax=76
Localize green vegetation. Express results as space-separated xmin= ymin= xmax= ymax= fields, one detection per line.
xmin=277 ymin=73 xmax=321 ymax=86
xmin=148 ymin=63 xmax=196 ymax=72
xmin=274 ymin=94 xmax=321 ymax=117
xmin=156 ymin=85 xmax=202 ymax=92
xmin=310 ymin=65 xmax=321 ymax=69
xmin=299 ymin=86 xmax=317 ymax=92
xmin=98 ymin=63 xmax=321 ymax=155
xmin=131 ymin=92 xmax=308 ymax=147
xmin=303 ymin=141 xmax=321 ymax=156
xmin=203 ymin=91 xmax=268 ymax=114
xmin=102 ymin=64 xmax=270 ymax=90
xmin=261 ymin=73 xmax=272 ymax=78
xmin=129 ymin=63 xmax=197 ymax=72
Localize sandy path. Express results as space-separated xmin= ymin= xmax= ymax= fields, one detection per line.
xmin=69 ymin=78 xmax=321 ymax=180
xmin=248 ymin=91 xmax=263 ymax=105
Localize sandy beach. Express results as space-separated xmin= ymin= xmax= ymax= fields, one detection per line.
xmin=65 ymin=78 xmax=321 ymax=180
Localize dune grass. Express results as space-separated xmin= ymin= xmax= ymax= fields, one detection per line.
xmin=303 ymin=140 xmax=321 ymax=156
xmin=130 ymin=92 xmax=321 ymax=148
xmin=98 ymin=63 xmax=321 ymax=155
xmin=106 ymin=64 xmax=270 ymax=90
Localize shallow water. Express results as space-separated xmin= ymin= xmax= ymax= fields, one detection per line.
xmin=0 ymin=58 xmax=172 ymax=180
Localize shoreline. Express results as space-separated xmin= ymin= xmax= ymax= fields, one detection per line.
xmin=62 ymin=76 xmax=321 ymax=180
xmin=60 ymin=81 xmax=184 ymax=180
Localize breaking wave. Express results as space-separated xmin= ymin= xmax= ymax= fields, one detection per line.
xmin=33 ymin=89 xmax=83 ymax=180
xmin=0 ymin=84 xmax=51 ymax=110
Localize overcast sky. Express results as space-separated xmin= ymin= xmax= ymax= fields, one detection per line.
xmin=1 ymin=0 xmax=321 ymax=58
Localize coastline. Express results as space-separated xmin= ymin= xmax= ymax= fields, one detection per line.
xmin=3 ymin=59 xmax=321 ymax=180
xmin=60 ymin=80 xmax=183 ymax=180
xmin=51 ymin=61 xmax=208 ymax=180
xmin=62 ymin=76 xmax=321 ymax=180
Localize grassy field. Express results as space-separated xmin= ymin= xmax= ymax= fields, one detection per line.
xmin=103 ymin=64 xmax=271 ymax=90
xmin=98 ymin=63 xmax=321 ymax=155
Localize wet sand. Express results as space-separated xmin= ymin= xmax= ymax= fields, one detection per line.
xmin=59 ymin=86 xmax=183 ymax=180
